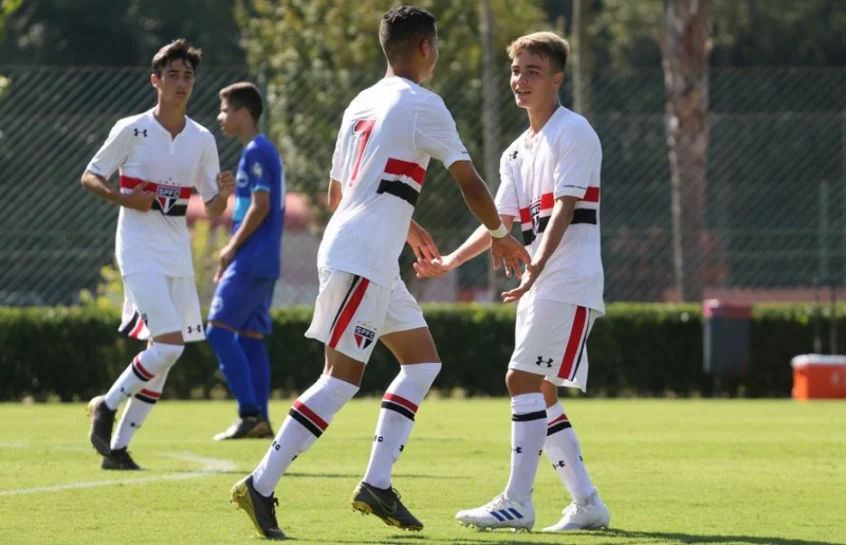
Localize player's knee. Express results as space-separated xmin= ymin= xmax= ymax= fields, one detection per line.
xmin=399 ymin=361 xmax=441 ymax=391
xmin=146 ymin=342 xmax=184 ymax=374
xmin=505 ymin=368 xmax=544 ymax=396
xmin=205 ymin=324 xmax=237 ymax=352
xmin=541 ymin=380 xmax=560 ymax=407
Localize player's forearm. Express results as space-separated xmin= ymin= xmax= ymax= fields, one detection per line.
xmin=328 ymin=179 xmax=342 ymax=212
xmin=204 ymin=194 xmax=228 ymax=219
xmin=450 ymin=215 xmax=515 ymax=267
xmin=228 ymin=204 xmax=269 ymax=250
xmin=460 ymin=180 xmax=504 ymax=231
xmin=533 ymin=199 xmax=575 ymax=269
xmin=80 ymin=171 xmax=124 ymax=205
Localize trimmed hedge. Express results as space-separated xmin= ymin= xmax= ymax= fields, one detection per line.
xmin=0 ymin=303 xmax=832 ymax=401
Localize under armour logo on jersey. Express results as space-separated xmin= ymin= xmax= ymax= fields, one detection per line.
xmin=555 ymin=460 xmax=566 ymax=468
xmin=513 ymin=447 xmax=523 ymax=454
xmin=536 ymin=356 xmax=553 ymax=368
xmin=134 ymin=128 xmax=147 ymax=137
xmin=509 ymin=149 xmax=519 ymax=161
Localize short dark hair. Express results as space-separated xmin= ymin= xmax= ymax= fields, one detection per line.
xmin=379 ymin=6 xmax=437 ymax=63
xmin=219 ymin=82 xmax=264 ymax=122
xmin=151 ymin=39 xmax=202 ymax=76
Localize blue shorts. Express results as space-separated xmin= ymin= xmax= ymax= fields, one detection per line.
xmin=207 ymin=268 xmax=276 ymax=335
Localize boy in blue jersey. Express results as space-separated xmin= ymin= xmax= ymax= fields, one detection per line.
xmin=208 ymin=82 xmax=285 ymax=440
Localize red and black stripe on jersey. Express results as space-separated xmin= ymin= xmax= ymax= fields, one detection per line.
xmin=119 ymin=176 xmax=192 ymax=217
xmin=376 ymin=158 xmax=426 ymax=206
xmin=519 ymin=187 xmax=600 ymax=246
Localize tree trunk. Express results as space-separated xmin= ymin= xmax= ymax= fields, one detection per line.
xmin=480 ymin=0 xmax=500 ymax=300
xmin=663 ymin=0 xmax=711 ymax=302
xmin=571 ymin=0 xmax=591 ymax=119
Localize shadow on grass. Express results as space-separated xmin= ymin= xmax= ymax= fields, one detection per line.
xmin=299 ymin=528 xmax=845 ymax=545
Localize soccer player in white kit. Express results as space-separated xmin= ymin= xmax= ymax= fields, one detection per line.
xmin=230 ymin=6 xmax=529 ymax=540
xmin=81 ymin=39 xmax=234 ymax=470
xmin=416 ymin=32 xmax=611 ymax=532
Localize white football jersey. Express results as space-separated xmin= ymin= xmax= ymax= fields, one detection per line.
xmin=320 ymin=77 xmax=469 ymax=287
xmin=87 ymin=109 xmax=220 ymax=277
xmin=495 ymin=107 xmax=604 ymax=314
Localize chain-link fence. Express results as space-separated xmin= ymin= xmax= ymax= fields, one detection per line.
xmin=1 ymin=65 xmax=845 ymax=307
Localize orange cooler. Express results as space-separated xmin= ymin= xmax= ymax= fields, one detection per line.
xmin=791 ymin=355 xmax=846 ymax=400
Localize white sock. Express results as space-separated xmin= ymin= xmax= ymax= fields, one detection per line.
xmin=504 ymin=393 xmax=546 ymax=500
xmin=104 ymin=344 xmax=183 ymax=410
xmin=111 ymin=367 xmax=170 ymax=450
xmin=252 ymin=375 xmax=358 ymax=496
xmin=362 ymin=362 xmax=441 ymax=489
xmin=545 ymin=402 xmax=596 ymax=502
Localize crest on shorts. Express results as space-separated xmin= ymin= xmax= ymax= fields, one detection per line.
xmin=354 ymin=324 xmax=375 ymax=349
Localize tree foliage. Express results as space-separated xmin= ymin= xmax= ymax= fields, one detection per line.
xmin=236 ymin=0 xmax=547 ymax=229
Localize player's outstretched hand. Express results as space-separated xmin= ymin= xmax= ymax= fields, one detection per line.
xmin=216 ymin=170 xmax=235 ymax=198
xmin=414 ymin=254 xmax=458 ymax=278
xmin=121 ymin=181 xmax=156 ymax=211
xmin=490 ymin=234 xmax=530 ymax=279
xmin=502 ymin=262 xmax=543 ymax=303
xmin=407 ymin=220 xmax=441 ymax=264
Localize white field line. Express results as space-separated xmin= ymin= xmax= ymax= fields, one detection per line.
xmin=0 ymin=443 xmax=237 ymax=497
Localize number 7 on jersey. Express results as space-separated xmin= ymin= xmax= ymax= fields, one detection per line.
xmin=347 ymin=119 xmax=376 ymax=188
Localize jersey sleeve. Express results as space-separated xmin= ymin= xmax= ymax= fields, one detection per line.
xmin=195 ymin=133 xmax=221 ymax=202
xmin=553 ymin=120 xmax=601 ymax=200
xmin=86 ymin=121 xmax=131 ymax=179
xmin=415 ymin=96 xmax=470 ymax=168
xmin=494 ymin=150 xmax=520 ymax=217
xmin=329 ymin=123 xmax=345 ymax=182
xmin=245 ymin=147 xmax=272 ymax=193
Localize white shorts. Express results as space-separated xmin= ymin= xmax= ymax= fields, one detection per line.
xmin=509 ymin=297 xmax=600 ymax=391
xmin=119 ymin=272 xmax=205 ymax=343
xmin=305 ymin=268 xmax=427 ymax=363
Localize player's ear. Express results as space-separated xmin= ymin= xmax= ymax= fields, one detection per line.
xmin=420 ymin=37 xmax=432 ymax=58
xmin=552 ymin=71 xmax=564 ymax=90
xmin=150 ymin=72 xmax=160 ymax=89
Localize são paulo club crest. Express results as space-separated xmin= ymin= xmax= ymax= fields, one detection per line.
xmin=354 ymin=323 xmax=376 ymax=350
xmin=156 ymin=185 xmax=181 ymax=214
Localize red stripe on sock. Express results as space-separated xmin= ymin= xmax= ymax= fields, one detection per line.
xmin=133 ymin=356 xmax=155 ymax=379
xmin=548 ymin=414 xmax=569 ymax=427
xmin=292 ymin=401 xmax=328 ymax=431
xmin=383 ymin=393 xmax=419 ymax=414
xmin=328 ymin=278 xmax=370 ymax=349
xmin=139 ymin=388 xmax=161 ymax=398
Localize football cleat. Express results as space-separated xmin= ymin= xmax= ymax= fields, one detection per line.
xmin=456 ymin=493 xmax=535 ymax=531
xmin=101 ymin=448 xmax=142 ymax=470
xmin=351 ymin=481 xmax=423 ymax=531
xmin=87 ymin=395 xmax=116 ymax=457
xmin=542 ymin=491 xmax=610 ymax=532
xmin=231 ymin=476 xmax=286 ymax=540
xmin=214 ymin=416 xmax=272 ymax=441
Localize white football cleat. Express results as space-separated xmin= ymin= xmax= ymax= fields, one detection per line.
xmin=542 ymin=491 xmax=610 ymax=532
xmin=456 ymin=493 xmax=535 ymax=531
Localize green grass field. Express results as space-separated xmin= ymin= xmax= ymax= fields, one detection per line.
xmin=1 ymin=399 xmax=844 ymax=545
